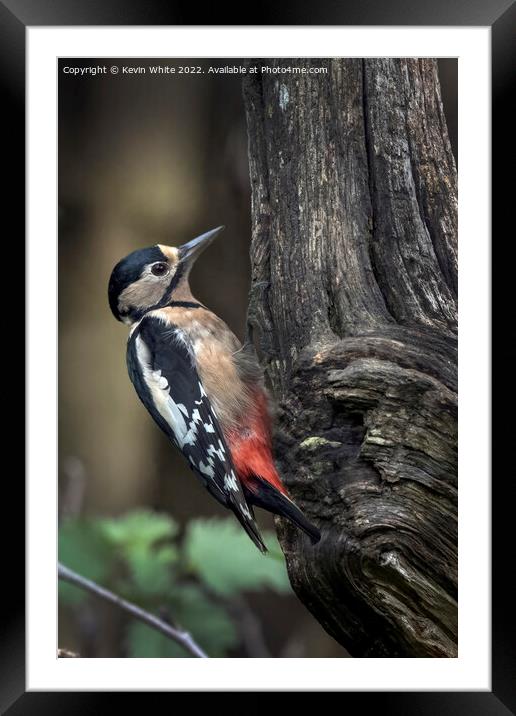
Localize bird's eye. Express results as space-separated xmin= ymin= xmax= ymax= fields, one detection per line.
xmin=151 ymin=262 xmax=168 ymax=276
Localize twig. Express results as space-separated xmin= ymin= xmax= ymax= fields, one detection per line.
xmin=58 ymin=562 xmax=208 ymax=658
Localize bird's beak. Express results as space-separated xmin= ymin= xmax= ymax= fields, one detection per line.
xmin=179 ymin=226 xmax=224 ymax=268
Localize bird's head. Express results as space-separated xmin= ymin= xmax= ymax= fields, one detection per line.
xmin=108 ymin=226 xmax=223 ymax=324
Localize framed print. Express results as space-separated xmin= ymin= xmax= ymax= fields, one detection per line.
xmin=4 ymin=0 xmax=511 ymax=710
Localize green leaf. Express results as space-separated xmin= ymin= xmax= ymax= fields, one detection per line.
xmin=58 ymin=520 xmax=113 ymax=605
xmin=98 ymin=510 xmax=178 ymax=555
xmin=126 ymin=544 xmax=179 ymax=596
xmin=184 ymin=518 xmax=291 ymax=597
xmin=97 ymin=511 xmax=179 ymax=597
xmin=127 ymin=585 xmax=238 ymax=657
xmin=59 ymin=511 xmax=180 ymax=606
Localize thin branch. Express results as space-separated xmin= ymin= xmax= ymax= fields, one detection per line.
xmin=58 ymin=562 xmax=208 ymax=658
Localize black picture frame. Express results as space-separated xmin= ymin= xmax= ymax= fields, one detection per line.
xmin=6 ymin=0 xmax=512 ymax=710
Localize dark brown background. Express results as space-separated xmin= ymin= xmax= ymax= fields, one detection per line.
xmin=58 ymin=57 xmax=457 ymax=657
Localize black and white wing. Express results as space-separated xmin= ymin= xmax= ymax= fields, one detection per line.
xmin=126 ymin=314 xmax=266 ymax=552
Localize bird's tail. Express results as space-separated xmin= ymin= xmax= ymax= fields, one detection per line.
xmin=229 ymin=494 xmax=268 ymax=553
xmin=244 ymin=474 xmax=321 ymax=545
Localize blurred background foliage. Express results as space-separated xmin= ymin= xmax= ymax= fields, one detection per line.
xmin=59 ymin=511 xmax=290 ymax=656
xmin=58 ymin=58 xmax=456 ymax=658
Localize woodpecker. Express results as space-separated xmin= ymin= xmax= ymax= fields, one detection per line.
xmin=108 ymin=227 xmax=320 ymax=552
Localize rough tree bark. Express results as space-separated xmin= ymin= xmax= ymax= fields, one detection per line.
xmin=243 ymin=59 xmax=457 ymax=657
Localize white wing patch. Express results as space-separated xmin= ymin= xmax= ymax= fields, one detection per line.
xmin=136 ymin=334 xmax=203 ymax=449
xmin=207 ymin=440 xmax=226 ymax=462
xmin=199 ymin=460 xmax=215 ymax=478
xmin=224 ymin=470 xmax=239 ymax=492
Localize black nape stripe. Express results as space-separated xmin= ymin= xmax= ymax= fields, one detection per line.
xmin=160 ymin=262 xmax=185 ymax=307
xmin=168 ymin=301 xmax=203 ymax=310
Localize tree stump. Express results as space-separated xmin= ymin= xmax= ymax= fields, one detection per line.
xmin=243 ymin=58 xmax=457 ymax=657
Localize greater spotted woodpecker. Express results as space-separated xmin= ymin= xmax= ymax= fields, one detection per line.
xmin=108 ymin=227 xmax=320 ymax=552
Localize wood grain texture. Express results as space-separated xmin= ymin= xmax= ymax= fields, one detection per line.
xmin=243 ymin=58 xmax=457 ymax=657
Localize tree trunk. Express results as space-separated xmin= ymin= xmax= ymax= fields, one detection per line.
xmin=243 ymin=59 xmax=457 ymax=658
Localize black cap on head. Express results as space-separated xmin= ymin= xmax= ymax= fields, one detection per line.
xmin=108 ymin=245 xmax=166 ymax=321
